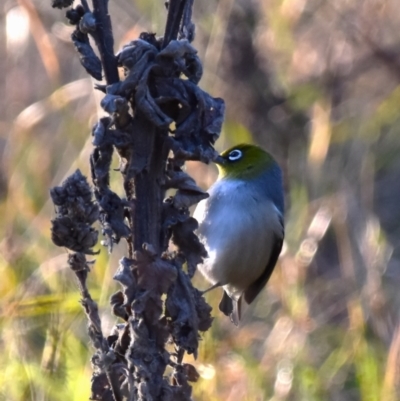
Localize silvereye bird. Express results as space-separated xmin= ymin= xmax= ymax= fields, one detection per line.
xmin=193 ymin=143 xmax=284 ymax=325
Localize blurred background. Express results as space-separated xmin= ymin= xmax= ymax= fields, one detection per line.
xmin=1 ymin=0 xmax=400 ymax=399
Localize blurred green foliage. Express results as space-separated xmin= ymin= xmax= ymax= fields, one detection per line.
xmin=1 ymin=0 xmax=400 ymax=400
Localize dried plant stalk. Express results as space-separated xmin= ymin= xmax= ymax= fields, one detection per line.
xmin=50 ymin=0 xmax=224 ymax=399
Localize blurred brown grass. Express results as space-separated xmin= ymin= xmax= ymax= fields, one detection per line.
xmin=1 ymin=0 xmax=400 ymax=400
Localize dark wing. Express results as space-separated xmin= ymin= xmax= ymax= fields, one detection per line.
xmin=244 ymin=215 xmax=284 ymax=305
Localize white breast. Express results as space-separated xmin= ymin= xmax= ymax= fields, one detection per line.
xmin=193 ymin=179 xmax=282 ymax=301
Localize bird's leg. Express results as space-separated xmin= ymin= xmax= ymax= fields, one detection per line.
xmin=200 ymin=282 xmax=221 ymax=295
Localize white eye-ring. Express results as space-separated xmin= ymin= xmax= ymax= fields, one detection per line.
xmin=228 ymin=149 xmax=242 ymax=161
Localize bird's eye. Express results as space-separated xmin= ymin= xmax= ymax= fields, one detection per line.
xmin=228 ymin=149 xmax=242 ymax=161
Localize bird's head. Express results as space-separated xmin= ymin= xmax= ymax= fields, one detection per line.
xmin=215 ymin=143 xmax=277 ymax=181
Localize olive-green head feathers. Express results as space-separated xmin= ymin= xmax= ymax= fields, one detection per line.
xmin=216 ymin=144 xmax=277 ymax=180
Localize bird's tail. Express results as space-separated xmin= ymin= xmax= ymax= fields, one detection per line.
xmin=219 ymin=291 xmax=242 ymax=326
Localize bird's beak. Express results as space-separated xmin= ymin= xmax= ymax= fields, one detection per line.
xmin=214 ymin=155 xmax=225 ymax=165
